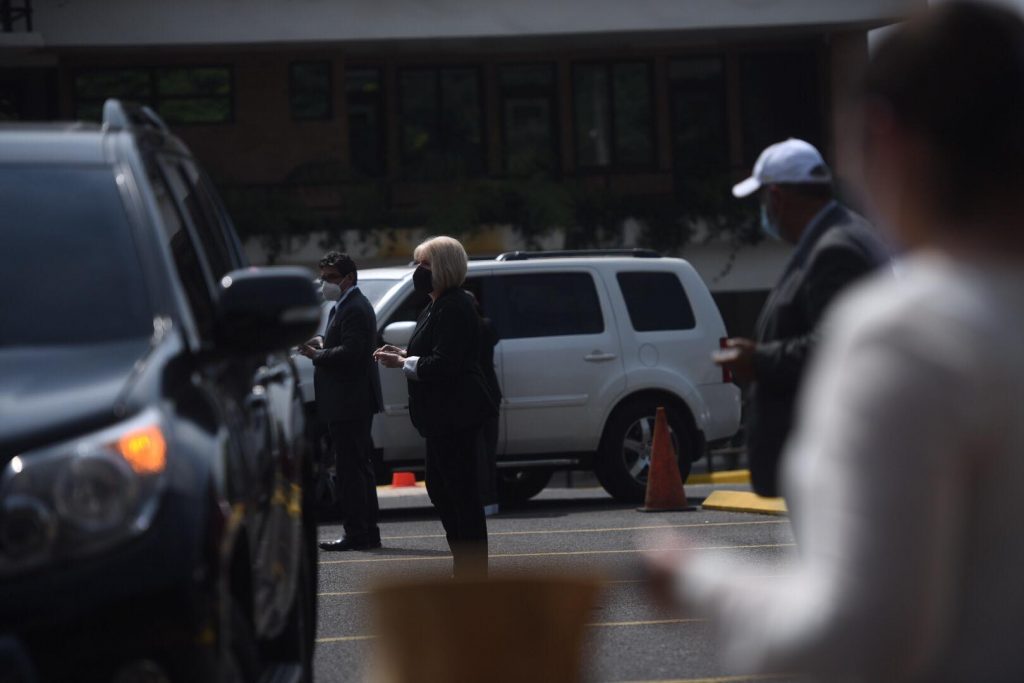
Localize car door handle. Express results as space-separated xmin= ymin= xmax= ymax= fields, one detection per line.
xmin=584 ymin=352 xmax=617 ymax=362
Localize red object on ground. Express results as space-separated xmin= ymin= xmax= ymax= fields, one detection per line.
xmin=638 ymin=407 xmax=694 ymax=512
xmin=391 ymin=471 xmax=417 ymax=488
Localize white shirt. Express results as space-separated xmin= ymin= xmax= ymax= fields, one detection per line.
xmin=675 ymin=253 xmax=1024 ymax=681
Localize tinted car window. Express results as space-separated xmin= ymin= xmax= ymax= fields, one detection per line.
xmin=0 ymin=167 xmax=152 ymax=346
xmin=145 ymin=158 xmax=217 ymax=339
xmin=160 ymin=157 xmax=234 ymax=279
xmin=491 ymin=272 xmax=604 ymax=339
xmin=617 ymin=271 xmax=696 ymax=331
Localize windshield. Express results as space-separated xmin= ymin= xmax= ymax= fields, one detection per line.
xmin=358 ymin=278 xmax=401 ymax=307
xmin=0 ymin=166 xmax=153 ymax=346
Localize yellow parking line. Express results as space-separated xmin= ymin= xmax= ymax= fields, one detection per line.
xmin=319 ymin=543 xmax=795 ymax=565
xmin=589 ymin=618 xmax=705 ymax=628
xmin=316 ymin=634 xmax=377 ymax=643
xmin=616 ymin=676 xmax=788 ymax=683
xmin=315 ymin=617 xmax=706 ymax=645
xmin=378 ymin=519 xmax=787 ymax=542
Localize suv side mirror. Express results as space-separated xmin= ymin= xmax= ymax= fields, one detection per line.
xmin=382 ymin=321 xmax=417 ymax=348
xmin=216 ymin=267 xmax=320 ymax=353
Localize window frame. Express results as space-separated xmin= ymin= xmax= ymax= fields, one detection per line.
xmin=571 ymin=59 xmax=657 ymax=172
xmin=289 ymin=60 xmax=334 ymax=122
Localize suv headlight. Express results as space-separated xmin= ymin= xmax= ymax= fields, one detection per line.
xmin=0 ymin=409 xmax=168 ymax=577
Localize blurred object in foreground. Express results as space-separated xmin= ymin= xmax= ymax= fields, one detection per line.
xmin=369 ymin=574 xmax=601 ymax=683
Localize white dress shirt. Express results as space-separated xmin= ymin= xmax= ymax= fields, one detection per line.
xmin=675 ymin=252 xmax=1024 ymax=681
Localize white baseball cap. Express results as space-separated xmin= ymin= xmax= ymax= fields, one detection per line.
xmin=732 ymin=138 xmax=832 ymax=198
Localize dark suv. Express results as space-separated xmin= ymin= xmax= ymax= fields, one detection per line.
xmin=0 ymin=102 xmax=320 ymax=682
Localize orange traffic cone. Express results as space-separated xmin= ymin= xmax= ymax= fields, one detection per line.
xmin=391 ymin=471 xmax=416 ymax=488
xmin=638 ymin=407 xmax=695 ymax=512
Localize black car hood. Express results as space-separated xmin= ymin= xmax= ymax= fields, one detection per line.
xmin=0 ymin=338 xmax=152 ymax=462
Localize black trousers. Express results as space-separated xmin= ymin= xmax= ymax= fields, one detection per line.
xmin=425 ymin=427 xmax=488 ymax=577
xmin=328 ymin=417 xmax=380 ymax=540
xmin=478 ymin=415 xmax=499 ymax=507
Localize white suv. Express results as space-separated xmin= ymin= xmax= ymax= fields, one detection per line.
xmin=297 ymin=249 xmax=741 ymax=503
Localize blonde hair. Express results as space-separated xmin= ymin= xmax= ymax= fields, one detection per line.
xmin=413 ymin=236 xmax=468 ymax=292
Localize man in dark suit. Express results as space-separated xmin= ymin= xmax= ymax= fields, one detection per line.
xmin=716 ymin=139 xmax=891 ymax=497
xmin=299 ymin=252 xmax=384 ymax=550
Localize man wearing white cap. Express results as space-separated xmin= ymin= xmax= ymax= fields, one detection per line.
xmin=715 ymin=138 xmax=890 ymax=497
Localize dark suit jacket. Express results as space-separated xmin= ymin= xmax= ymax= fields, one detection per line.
xmin=747 ymin=203 xmax=891 ymax=496
xmin=312 ymin=287 xmax=384 ymax=422
xmin=406 ymin=288 xmax=498 ymax=439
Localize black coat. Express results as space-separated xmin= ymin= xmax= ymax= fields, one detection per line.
xmin=312 ymin=287 xmax=384 ymax=422
xmin=747 ymin=203 xmax=891 ymax=496
xmin=406 ymin=288 xmax=498 ymax=438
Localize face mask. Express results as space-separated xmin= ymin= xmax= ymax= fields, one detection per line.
xmin=322 ymin=281 xmax=342 ymax=301
xmin=412 ymin=265 xmax=433 ymax=294
xmin=760 ymin=203 xmax=782 ymax=241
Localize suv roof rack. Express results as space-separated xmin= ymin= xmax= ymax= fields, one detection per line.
xmin=495 ymin=248 xmax=662 ymax=262
xmin=102 ymin=99 xmax=169 ymax=133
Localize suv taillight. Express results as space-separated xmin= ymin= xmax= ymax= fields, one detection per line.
xmin=719 ymin=337 xmax=734 ymax=384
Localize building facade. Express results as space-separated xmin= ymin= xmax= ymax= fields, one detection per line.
xmin=1 ymin=0 xmax=919 ymax=335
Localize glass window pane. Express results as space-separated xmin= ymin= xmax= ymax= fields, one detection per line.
xmin=74 ymin=69 xmax=152 ymax=101
xmin=612 ymin=63 xmax=653 ymax=166
xmin=500 ymin=64 xmax=557 ymax=176
xmin=740 ymin=51 xmax=822 ymax=165
xmin=347 ymin=68 xmax=385 ymax=176
xmin=440 ymin=68 xmax=482 ymax=176
xmin=0 ymin=168 xmax=152 ymax=346
xmin=158 ymin=97 xmax=231 ymax=124
xmin=670 ymin=57 xmax=728 ymax=172
xmin=617 ymin=272 xmax=695 ymax=332
xmin=492 ymin=273 xmax=604 ymax=339
xmin=290 ymin=62 xmax=332 ymax=120
xmin=500 ymin=64 xmax=554 ymax=89
xmin=573 ymin=65 xmax=611 ymax=167
xmin=157 ymin=67 xmax=230 ymax=97
xmin=399 ymin=69 xmax=441 ymax=178
xmin=145 ymin=157 xmax=216 ymax=338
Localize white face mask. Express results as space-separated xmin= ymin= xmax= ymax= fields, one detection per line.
xmin=321 ymin=282 xmax=342 ymax=301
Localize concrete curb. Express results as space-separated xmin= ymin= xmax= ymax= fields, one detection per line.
xmin=701 ymin=490 xmax=787 ymax=516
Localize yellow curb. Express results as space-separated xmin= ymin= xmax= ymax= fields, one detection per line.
xmin=701 ymin=490 xmax=787 ymax=516
xmin=376 ymin=481 xmax=427 ymax=491
xmin=687 ymin=469 xmax=751 ymax=485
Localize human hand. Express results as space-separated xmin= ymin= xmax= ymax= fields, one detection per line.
xmin=712 ymin=338 xmax=757 ymax=384
xmin=375 ymin=344 xmax=405 ymax=357
xmin=375 ymin=352 xmax=405 ymax=369
xmin=297 ymin=344 xmax=318 ymax=360
xmin=305 ymin=336 xmax=324 ymax=350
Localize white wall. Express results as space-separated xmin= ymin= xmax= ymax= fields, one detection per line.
xmin=32 ymin=0 xmax=920 ymax=47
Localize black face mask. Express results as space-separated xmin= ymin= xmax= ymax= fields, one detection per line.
xmin=412 ymin=265 xmax=433 ymax=294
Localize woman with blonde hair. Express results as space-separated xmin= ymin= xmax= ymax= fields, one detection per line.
xmin=375 ymin=236 xmax=497 ymax=577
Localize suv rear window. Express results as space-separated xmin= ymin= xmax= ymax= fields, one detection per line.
xmin=491 ymin=272 xmax=604 ymax=339
xmin=617 ymin=271 xmax=696 ymax=331
xmin=0 ymin=167 xmax=153 ymax=346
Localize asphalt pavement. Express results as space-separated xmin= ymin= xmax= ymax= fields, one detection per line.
xmin=313 ymin=483 xmax=798 ymax=683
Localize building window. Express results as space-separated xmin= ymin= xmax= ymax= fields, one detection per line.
xmin=739 ymin=50 xmax=823 ymax=165
xmin=290 ymin=61 xmax=332 ymax=121
xmin=345 ymin=67 xmax=386 ymax=177
xmin=669 ymin=57 xmax=731 ymax=206
xmin=499 ymin=64 xmax=558 ymax=177
xmin=73 ymin=66 xmax=233 ymax=124
xmin=573 ymin=62 xmax=654 ymax=169
xmin=398 ymin=66 xmax=483 ymax=179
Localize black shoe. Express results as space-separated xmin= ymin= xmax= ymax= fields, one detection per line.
xmin=319 ymin=536 xmax=381 ymax=551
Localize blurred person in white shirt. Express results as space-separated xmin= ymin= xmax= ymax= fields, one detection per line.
xmin=643 ymin=3 xmax=1024 ymax=681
